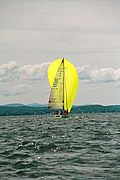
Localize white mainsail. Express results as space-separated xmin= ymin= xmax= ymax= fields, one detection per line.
xmin=48 ymin=59 xmax=64 ymax=109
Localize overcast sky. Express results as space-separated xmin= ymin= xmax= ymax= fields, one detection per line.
xmin=0 ymin=0 xmax=120 ymax=105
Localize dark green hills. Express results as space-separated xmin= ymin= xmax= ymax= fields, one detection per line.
xmin=0 ymin=104 xmax=120 ymax=116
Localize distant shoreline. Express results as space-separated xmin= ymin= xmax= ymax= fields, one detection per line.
xmin=0 ymin=104 xmax=120 ymax=116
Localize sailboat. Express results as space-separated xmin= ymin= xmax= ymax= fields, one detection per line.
xmin=48 ymin=58 xmax=78 ymax=118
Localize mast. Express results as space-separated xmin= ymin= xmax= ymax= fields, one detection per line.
xmin=62 ymin=58 xmax=64 ymax=111
xmin=62 ymin=58 xmax=69 ymax=114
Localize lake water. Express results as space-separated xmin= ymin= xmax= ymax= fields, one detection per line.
xmin=0 ymin=113 xmax=120 ymax=179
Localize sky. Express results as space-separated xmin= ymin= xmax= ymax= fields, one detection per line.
xmin=0 ymin=0 xmax=120 ymax=105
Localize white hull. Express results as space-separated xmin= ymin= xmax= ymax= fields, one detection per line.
xmin=54 ymin=114 xmax=63 ymax=118
xmin=53 ymin=114 xmax=69 ymax=118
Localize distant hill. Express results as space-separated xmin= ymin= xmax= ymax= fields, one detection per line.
xmin=0 ymin=104 xmax=120 ymax=116
xmin=2 ymin=103 xmax=25 ymax=107
xmin=1 ymin=103 xmax=47 ymax=107
xmin=27 ymin=103 xmax=47 ymax=107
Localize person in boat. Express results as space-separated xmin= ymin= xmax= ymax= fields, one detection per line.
xmin=60 ymin=110 xmax=63 ymax=115
xmin=63 ymin=109 xmax=68 ymax=115
xmin=55 ymin=110 xmax=59 ymax=115
xmin=54 ymin=110 xmax=62 ymax=116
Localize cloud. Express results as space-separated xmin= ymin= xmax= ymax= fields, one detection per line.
xmin=20 ymin=62 xmax=50 ymax=81
xmin=0 ymin=61 xmax=19 ymax=82
xmin=77 ymin=65 xmax=120 ymax=83
xmin=1 ymin=84 xmax=32 ymax=97
xmin=0 ymin=61 xmax=50 ymax=82
xmin=0 ymin=61 xmax=120 ymax=84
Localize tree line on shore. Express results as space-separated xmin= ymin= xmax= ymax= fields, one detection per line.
xmin=0 ymin=104 xmax=120 ymax=116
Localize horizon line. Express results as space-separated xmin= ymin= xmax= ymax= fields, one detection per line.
xmin=0 ymin=102 xmax=120 ymax=106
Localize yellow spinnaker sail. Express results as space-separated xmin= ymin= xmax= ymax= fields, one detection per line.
xmin=48 ymin=58 xmax=78 ymax=113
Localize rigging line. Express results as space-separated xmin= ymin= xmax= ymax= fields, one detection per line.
xmin=64 ymin=65 xmax=68 ymax=111
xmin=63 ymin=58 xmax=68 ymax=111
xmin=58 ymin=59 xmax=64 ymax=109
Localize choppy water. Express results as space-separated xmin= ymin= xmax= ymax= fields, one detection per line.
xmin=0 ymin=113 xmax=120 ymax=180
